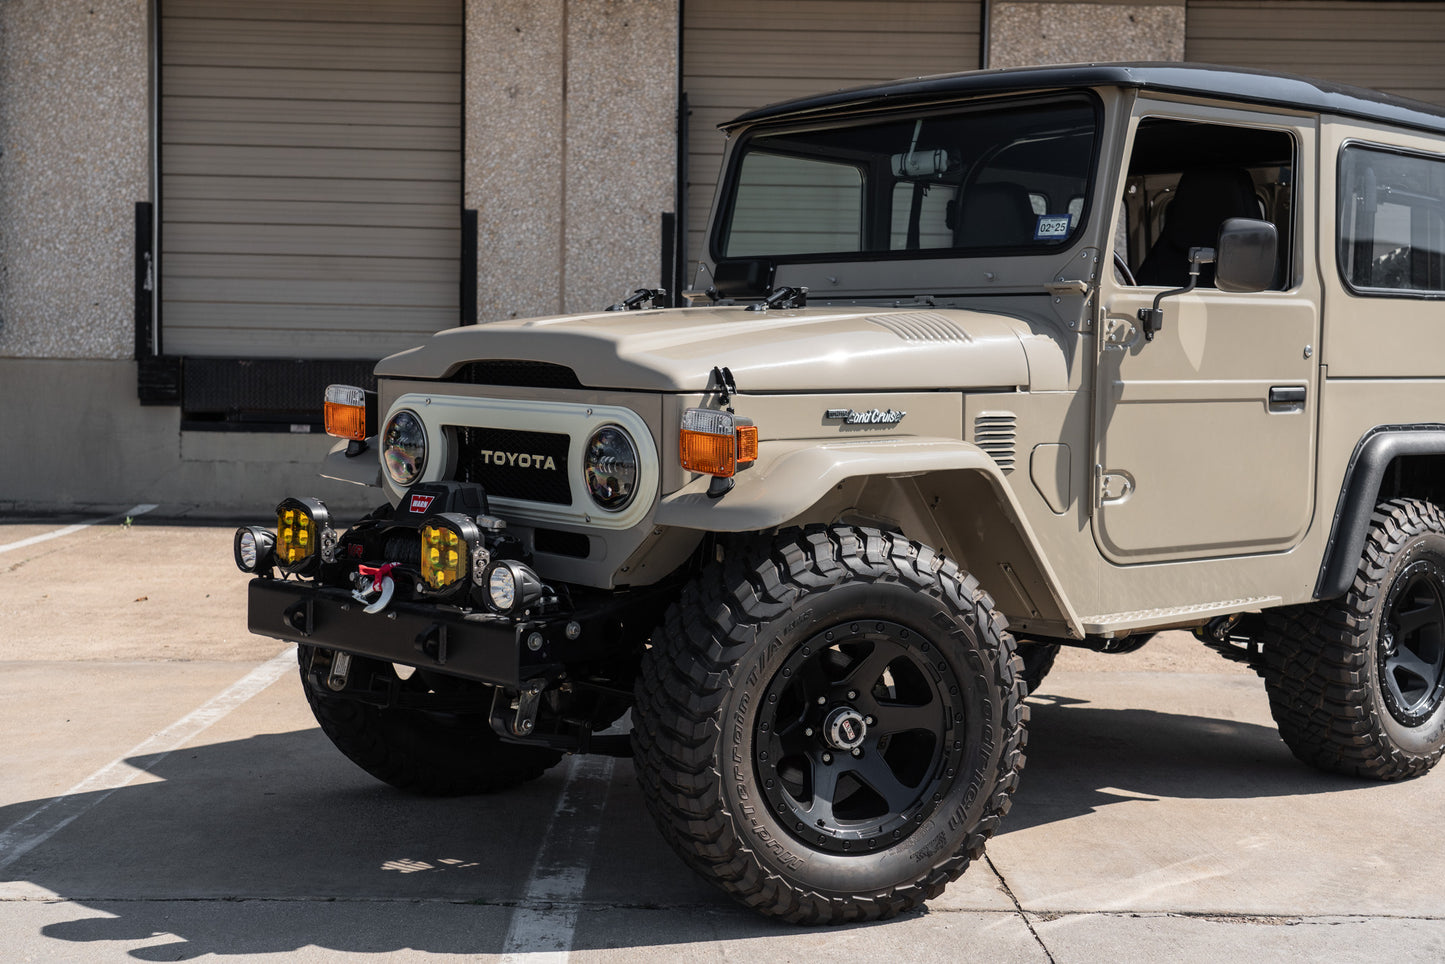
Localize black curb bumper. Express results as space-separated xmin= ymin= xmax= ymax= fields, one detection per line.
xmin=248 ymin=578 xmax=532 ymax=687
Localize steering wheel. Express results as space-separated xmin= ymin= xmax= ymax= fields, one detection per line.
xmin=1114 ymin=252 xmax=1137 ymax=286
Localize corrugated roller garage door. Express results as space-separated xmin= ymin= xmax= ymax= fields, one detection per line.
xmin=160 ymin=0 xmax=462 ymax=359
xmin=1187 ymin=1 xmax=1445 ymax=107
xmin=682 ymin=0 xmax=981 ymax=268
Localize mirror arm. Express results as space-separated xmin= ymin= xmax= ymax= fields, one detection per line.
xmin=1137 ymin=245 xmax=1215 ymax=342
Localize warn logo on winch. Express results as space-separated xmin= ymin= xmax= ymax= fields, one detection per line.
xmin=408 ymin=493 xmax=436 ymax=514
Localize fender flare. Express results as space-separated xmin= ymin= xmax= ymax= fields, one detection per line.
xmin=655 ymin=436 xmax=1083 ymax=635
xmin=1315 ymin=424 xmax=1445 ymax=599
xmin=319 ymin=437 xmax=382 ymax=488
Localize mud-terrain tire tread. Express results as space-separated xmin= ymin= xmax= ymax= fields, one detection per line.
xmin=298 ymin=649 xmax=563 ymax=795
xmin=1259 ymin=498 xmax=1445 ymax=781
xmin=631 ymin=525 xmax=1027 ymax=923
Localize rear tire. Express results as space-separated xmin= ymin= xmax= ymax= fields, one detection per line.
xmin=299 ymin=647 xmax=563 ymax=795
xmin=632 ymin=525 xmax=1027 ymax=923
xmin=1015 ymin=640 xmax=1060 ymax=695
xmin=1260 ymin=499 xmax=1445 ymax=780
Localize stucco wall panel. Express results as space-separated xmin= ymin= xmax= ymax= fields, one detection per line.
xmin=990 ymin=2 xmax=1184 ymax=69
xmin=466 ymin=0 xmax=566 ymax=322
xmin=0 ymin=0 xmax=149 ymax=360
xmin=563 ymin=0 xmax=677 ymax=314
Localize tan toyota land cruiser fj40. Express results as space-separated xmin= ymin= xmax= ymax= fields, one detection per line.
xmin=237 ymin=63 xmax=1445 ymax=922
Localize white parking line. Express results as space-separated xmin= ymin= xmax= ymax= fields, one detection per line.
xmin=0 ymin=646 xmax=296 ymax=874
xmin=499 ymin=753 xmax=617 ymax=962
xmin=0 ymin=503 xmax=159 ymax=555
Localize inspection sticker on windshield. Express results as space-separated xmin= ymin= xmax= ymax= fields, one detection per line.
xmin=1034 ymin=214 xmax=1071 ymax=240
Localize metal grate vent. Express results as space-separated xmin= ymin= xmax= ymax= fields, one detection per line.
xmin=449 ymin=360 xmax=584 ymax=390
xmin=974 ymin=412 xmax=1017 ymax=472
xmin=866 ymin=312 xmax=971 ymax=343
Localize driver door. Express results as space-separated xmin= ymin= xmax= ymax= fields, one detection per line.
xmin=1092 ymin=104 xmax=1321 ymax=565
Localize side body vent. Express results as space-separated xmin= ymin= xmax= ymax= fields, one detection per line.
xmin=974 ymin=411 xmax=1017 ymax=472
xmin=866 ymin=312 xmax=971 ymax=342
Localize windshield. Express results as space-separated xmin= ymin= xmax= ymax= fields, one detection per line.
xmin=715 ymin=97 xmax=1098 ymax=262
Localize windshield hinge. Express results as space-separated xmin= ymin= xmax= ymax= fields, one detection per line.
xmin=1047 ymin=247 xmax=1100 ymax=333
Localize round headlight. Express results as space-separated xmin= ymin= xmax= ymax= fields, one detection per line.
xmin=383 ymin=410 xmax=427 ymax=486
xmin=488 ymin=564 xmax=516 ymax=611
xmin=584 ymin=425 xmax=639 ymax=511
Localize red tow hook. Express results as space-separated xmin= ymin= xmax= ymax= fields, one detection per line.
xmin=357 ymin=562 xmax=399 ymax=593
xmin=353 ymin=563 xmax=399 ymax=614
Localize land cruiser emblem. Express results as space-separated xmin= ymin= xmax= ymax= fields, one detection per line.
xmin=825 ymin=408 xmax=906 ymax=425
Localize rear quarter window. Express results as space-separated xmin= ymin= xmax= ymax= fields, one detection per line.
xmin=1339 ymin=143 xmax=1445 ymax=295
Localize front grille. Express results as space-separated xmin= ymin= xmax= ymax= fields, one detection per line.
xmin=450 ymin=360 xmax=584 ymax=390
xmin=453 ymin=426 xmax=572 ymax=504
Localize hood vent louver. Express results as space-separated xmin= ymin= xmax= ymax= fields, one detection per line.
xmin=866 ymin=312 xmax=971 ymax=343
xmin=449 ymin=360 xmax=583 ymax=390
xmin=975 ymin=412 xmax=1017 ymax=472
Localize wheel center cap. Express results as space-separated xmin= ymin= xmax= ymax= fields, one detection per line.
xmin=824 ymin=706 xmax=868 ymax=750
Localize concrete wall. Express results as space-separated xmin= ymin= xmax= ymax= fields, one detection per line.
xmin=989 ymin=0 xmax=1185 ymax=68
xmin=467 ymin=0 xmax=677 ymax=322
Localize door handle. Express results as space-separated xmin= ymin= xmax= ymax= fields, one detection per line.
xmin=1268 ymin=385 xmax=1307 ymax=410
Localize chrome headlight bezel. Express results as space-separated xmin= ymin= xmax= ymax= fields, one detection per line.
xmin=382 ymin=409 xmax=428 ymax=486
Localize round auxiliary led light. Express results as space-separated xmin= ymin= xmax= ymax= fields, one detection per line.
xmin=233 ymin=526 xmax=276 ymax=574
xmin=382 ymin=410 xmax=428 ymax=487
xmin=484 ymin=560 xmax=545 ymax=614
xmin=488 ymin=563 xmax=516 ymax=611
xmin=584 ymin=424 xmax=639 ymax=511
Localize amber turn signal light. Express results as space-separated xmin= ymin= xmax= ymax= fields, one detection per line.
xmin=324 ymin=384 xmax=373 ymax=441
xmin=680 ymin=408 xmax=757 ymax=478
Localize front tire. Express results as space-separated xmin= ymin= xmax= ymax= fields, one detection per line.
xmin=299 ymin=647 xmax=563 ymax=795
xmin=1261 ymin=499 xmax=1445 ymax=780
xmin=632 ymin=526 xmax=1027 ymax=923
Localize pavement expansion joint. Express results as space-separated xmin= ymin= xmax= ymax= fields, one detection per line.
xmin=985 ymin=853 xmax=1058 ymax=964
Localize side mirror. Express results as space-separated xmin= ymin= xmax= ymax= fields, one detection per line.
xmin=1214 ymin=218 xmax=1278 ymax=293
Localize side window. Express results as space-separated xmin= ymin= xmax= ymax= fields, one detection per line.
xmin=1338 ymin=145 xmax=1445 ymax=293
xmin=724 ymin=152 xmax=863 ymax=257
xmin=1115 ymin=118 xmax=1294 ymax=289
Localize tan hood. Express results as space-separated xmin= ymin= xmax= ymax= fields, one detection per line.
xmin=375 ymin=305 xmax=1032 ymax=393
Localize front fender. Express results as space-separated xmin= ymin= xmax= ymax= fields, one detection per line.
xmin=656 ymin=437 xmax=1083 ymax=636
xmin=319 ymin=437 xmax=382 ymax=488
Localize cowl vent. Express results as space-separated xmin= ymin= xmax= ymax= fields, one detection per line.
xmin=866 ymin=312 xmax=971 ymax=342
xmin=974 ymin=412 xmax=1017 ymax=472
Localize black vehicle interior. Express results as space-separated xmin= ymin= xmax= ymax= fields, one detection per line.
xmin=1117 ymin=119 xmax=1295 ymax=289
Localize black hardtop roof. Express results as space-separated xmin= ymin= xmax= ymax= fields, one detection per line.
xmin=722 ymin=62 xmax=1445 ymax=137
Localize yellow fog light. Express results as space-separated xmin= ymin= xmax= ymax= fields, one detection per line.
xmin=275 ymin=497 xmax=331 ymax=574
xmin=419 ymin=513 xmax=481 ymax=592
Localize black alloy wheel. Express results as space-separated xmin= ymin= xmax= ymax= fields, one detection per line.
xmin=1380 ymin=558 xmax=1445 ymax=727
xmin=756 ymin=619 xmax=966 ymax=855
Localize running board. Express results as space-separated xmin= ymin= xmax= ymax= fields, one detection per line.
xmin=1081 ymin=595 xmax=1281 ymax=636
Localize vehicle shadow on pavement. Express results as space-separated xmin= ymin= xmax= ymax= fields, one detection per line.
xmin=1004 ymin=690 xmax=1362 ymax=834
xmin=2 ymin=696 xmax=1375 ymax=956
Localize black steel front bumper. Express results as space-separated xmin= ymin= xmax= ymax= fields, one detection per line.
xmin=248 ymin=578 xmax=549 ymax=688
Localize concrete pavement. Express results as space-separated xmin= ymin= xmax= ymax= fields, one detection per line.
xmin=2 ymin=510 xmax=1443 ymax=961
